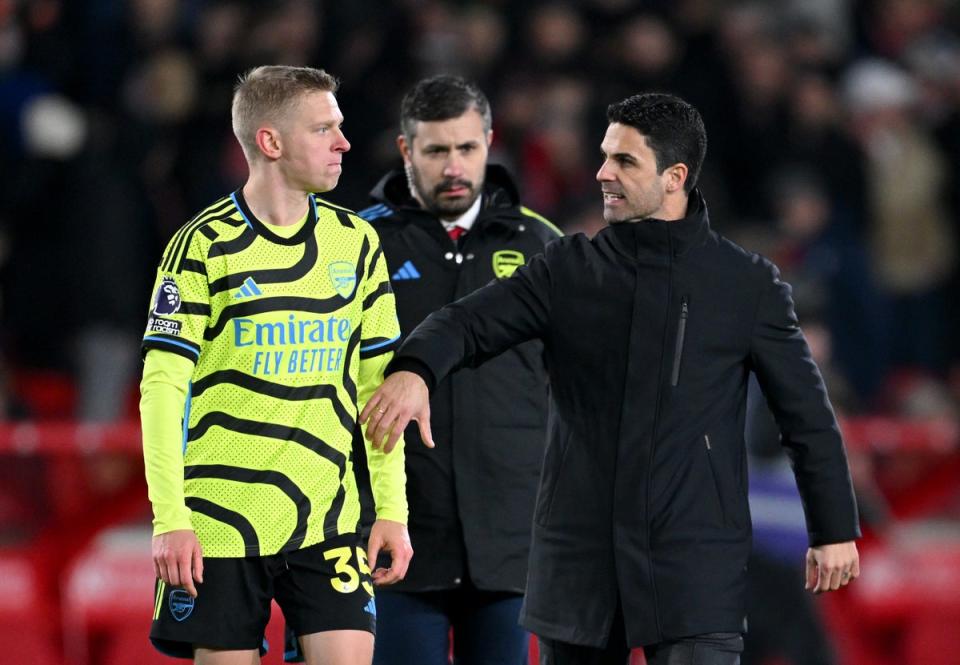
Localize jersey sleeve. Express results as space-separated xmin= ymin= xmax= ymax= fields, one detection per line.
xmin=140 ymin=349 xmax=195 ymax=535
xmin=141 ymin=229 xmax=211 ymax=363
xmin=358 ymin=348 xmax=408 ymax=524
xmin=356 ymin=227 xmax=407 ymax=523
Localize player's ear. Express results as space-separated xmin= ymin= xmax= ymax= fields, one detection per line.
xmin=485 ymin=130 xmax=493 ymax=148
xmin=256 ymin=126 xmax=283 ymax=160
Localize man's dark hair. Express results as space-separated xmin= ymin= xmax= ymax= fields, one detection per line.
xmin=606 ymin=93 xmax=707 ymax=193
xmin=400 ymin=75 xmax=492 ymax=140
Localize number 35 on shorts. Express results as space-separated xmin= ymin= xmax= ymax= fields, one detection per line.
xmin=324 ymin=545 xmax=373 ymax=596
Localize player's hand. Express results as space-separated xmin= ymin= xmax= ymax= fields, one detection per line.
xmin=366 ymin=519 xmax=413 ymax=587
xmin=360 ymin=371 xmax=434 ymax=453
xmin=153 ymin=529 xmax=204 ymax=598
xmin=805 ymin=541 xmax=859 ymax=594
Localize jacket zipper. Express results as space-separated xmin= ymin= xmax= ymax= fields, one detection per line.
xmin=670 ymin=296 xmax=688 ymax=386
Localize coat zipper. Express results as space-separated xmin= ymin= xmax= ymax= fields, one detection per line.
xmin=670 ymin=296 xmax=689 ymax=386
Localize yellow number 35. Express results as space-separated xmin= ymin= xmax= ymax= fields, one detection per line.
xmin=323 ymin=546 xmax=373 ymax=595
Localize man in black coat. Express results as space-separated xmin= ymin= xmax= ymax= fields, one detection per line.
xmin=361 ymin=93 xmax=861 ymax=665
xmin=363 ymin=76 xmax=560 ymax=665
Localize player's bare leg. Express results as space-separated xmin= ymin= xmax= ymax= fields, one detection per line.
xmin=194 ymin=647 xmax=260 ymax=665
xmin=298 ymin=629 xmax=374 ymax=665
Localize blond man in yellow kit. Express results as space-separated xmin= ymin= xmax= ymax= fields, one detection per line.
xmin=140 ymin=65 xmax=411 ymax=665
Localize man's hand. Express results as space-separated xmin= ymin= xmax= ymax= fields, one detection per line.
xmin=366 ymin=519 xmax=413 ymax=586
xmin=360 ymin=371 xmax=434 ymax=453
xmin=153 ymin=529 xmax=204 ymax=598
xmin=805 ymin=541 xmax=859 ymax=594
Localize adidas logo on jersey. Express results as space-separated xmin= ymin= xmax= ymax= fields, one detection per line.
xmin=391 ymin=260 xmax=421 ymax=281
xmin=234 ymin=276 xmax=263 ymax=299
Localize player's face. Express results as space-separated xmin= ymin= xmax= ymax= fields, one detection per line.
xmin=399 ymin=110 xmax=491 ymax=220
xmin=280 ymin=91 xmax=350 ymax=193
xmin=596 ymin=123 xmax=669 ymax=223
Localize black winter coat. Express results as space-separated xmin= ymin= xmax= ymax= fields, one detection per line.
xmin=362 ymin=165 xmax=560 ymax=592
xmin=390 ymin=191 xmax=860 ymax=646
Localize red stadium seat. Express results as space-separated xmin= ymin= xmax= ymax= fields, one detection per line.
xmin=61 ymin=524 xmax=293 ymax=664
xmin=0 ymin=551 xmax=60 ymax=665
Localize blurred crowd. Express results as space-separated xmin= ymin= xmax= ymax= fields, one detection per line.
xmin=1 ymin=0 xmax=960 ymax=424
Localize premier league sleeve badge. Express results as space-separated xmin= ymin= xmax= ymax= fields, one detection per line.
xmin=153 ymin=276 xmax=182 ymax=316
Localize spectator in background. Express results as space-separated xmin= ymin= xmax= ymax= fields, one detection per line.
xmin=904 ymin=32 xmax=960 ymax=389
xmin=3 ymin=0 xmax=960 ymax=422
xmin=765 ymin=169 xmax=885 ymax=405
xmin=843 ymin=59 xmax=956 ymax=374
xmin=516 ymin=76 xmax=596 ymax=219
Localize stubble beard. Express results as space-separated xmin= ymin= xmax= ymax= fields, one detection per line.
xmin=407 ymin=164 xmax=482 ymax=219
xmin=603 ymin=187 xmax=663 ymax=224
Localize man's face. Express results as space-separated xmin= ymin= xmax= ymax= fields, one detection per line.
xmin=277 ymin=91 xmax=350 ymax=193
xmin=399 ymin=109 xmax=491 ymax=220
xmin=596 ymin=123 xmax=668 ymax=223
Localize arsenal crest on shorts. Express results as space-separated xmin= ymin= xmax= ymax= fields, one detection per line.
xmin=153 ymin=277 xmax=182 ymax=315
xmin=168 ymin=589 xmax=195 ymax=622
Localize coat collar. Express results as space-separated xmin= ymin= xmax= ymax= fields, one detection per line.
xmin=369 ymin=163 xmax=521 ymax=218
xmin=600 ymin=189 xmax=711 ymax=262
xmin=367 ymin=164 xmax=525 ymax=245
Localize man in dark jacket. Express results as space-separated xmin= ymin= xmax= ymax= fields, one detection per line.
xmin=362 ymin=76 xmax=561 ymax=665
xmin=360 ymin=93 xmax=861 ymax=665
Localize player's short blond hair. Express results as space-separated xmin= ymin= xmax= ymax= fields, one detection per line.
xmin=231 ymin=65 xmax=339 ymax=161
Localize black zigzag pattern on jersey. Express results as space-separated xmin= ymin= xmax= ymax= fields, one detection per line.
xmin=208 ymin=226 xmax=257 ymax=259
xmin=184 ymin=464 xmax=310 ymax=552
xmin=191 ymin=370 xmax=355 ymax=434
xmin=322 ymin=475 xmax=348 ymax=535
xmin=362 ymin=281 xmax=393 ymax=312
xmin=185 ymin=496 xmax=260 ymax=555
xmin=204 ymin=237 xmax=369 ymax=340
xmin=162 ymin=197 xmax=232 ymax=272
xmin=187 ymin=412 xmax=347 ymax=471
xmin=163 ymin=198 xmax=236 ymax=273
xmin=367 ymin=247 xmax=383 ymax=281
xmin=199 ymin=226 xmax=220 ymax=241
xmin=349 ymin=424 xmax=376 ymax=534
xmin=335 ymin=210 xmax=355 ymax=229
xmin=341 ymin=327 xmax=362 ymax=406
xmin=182 ymin=259 xmax=207 ymax=276
xmin=180 ymin=301 xmax=211 ymax=316
xmin=313 ymin=196 xmax=356 ymax=217
xmin=174 ymin=212 xmax=245 ymax=274
xmin=206 ymin=228 xmax=319 ymax=296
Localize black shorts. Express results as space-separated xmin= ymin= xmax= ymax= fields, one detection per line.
xmin=150 ymin=533 xmax=376 ymax=659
